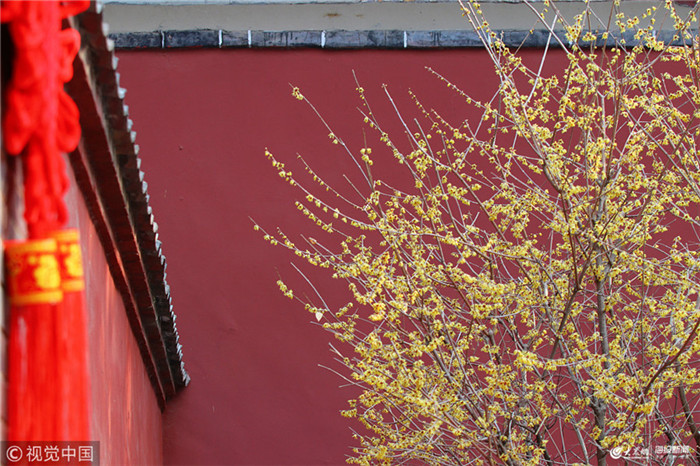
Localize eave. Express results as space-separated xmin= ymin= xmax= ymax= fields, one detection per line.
xmin=65 ymin=3 xmax=189 ymax=410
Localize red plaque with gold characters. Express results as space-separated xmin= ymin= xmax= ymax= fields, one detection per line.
xmin=5 ymin=238 xmax=63 ymax=306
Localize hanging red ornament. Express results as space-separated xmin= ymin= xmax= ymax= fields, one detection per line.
xmin=1 ymin=0 xmax=91 ymax=444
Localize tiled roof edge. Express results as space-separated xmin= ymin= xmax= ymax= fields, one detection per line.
xmin=69 ymin=3 xmax=190 ymax=404
xmin=110 ymin=28 xmax=699 ymax=49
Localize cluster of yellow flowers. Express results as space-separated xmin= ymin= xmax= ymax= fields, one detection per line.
xmin=258 ymin=1 xmax=700 ymax=464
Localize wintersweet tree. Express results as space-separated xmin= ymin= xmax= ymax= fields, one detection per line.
xmin=257 ymin=1 xmax=700 ymax=464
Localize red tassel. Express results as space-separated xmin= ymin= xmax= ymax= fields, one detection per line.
xmin=5 ymin=231 xmax=90 ymax=443
xmin=5 ymin=238 xmax=63 ymax=441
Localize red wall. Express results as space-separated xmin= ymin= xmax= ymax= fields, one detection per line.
xmin=66 ymin=172 xmax=163 ymax=465
xmin=115 ymin=48 xmax=566 ymax=465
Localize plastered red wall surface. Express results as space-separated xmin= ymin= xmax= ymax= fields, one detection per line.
xmin=66 ymin=176 xmax=163 ymax=465
xmin=114 ymin=48 xmax=569 ymax=465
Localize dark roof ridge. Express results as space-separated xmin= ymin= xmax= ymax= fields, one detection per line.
xmin=110 ymin=27 xmax=699 ymax=50
xmin=67 ymin=2 xmax=189 ymax=408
